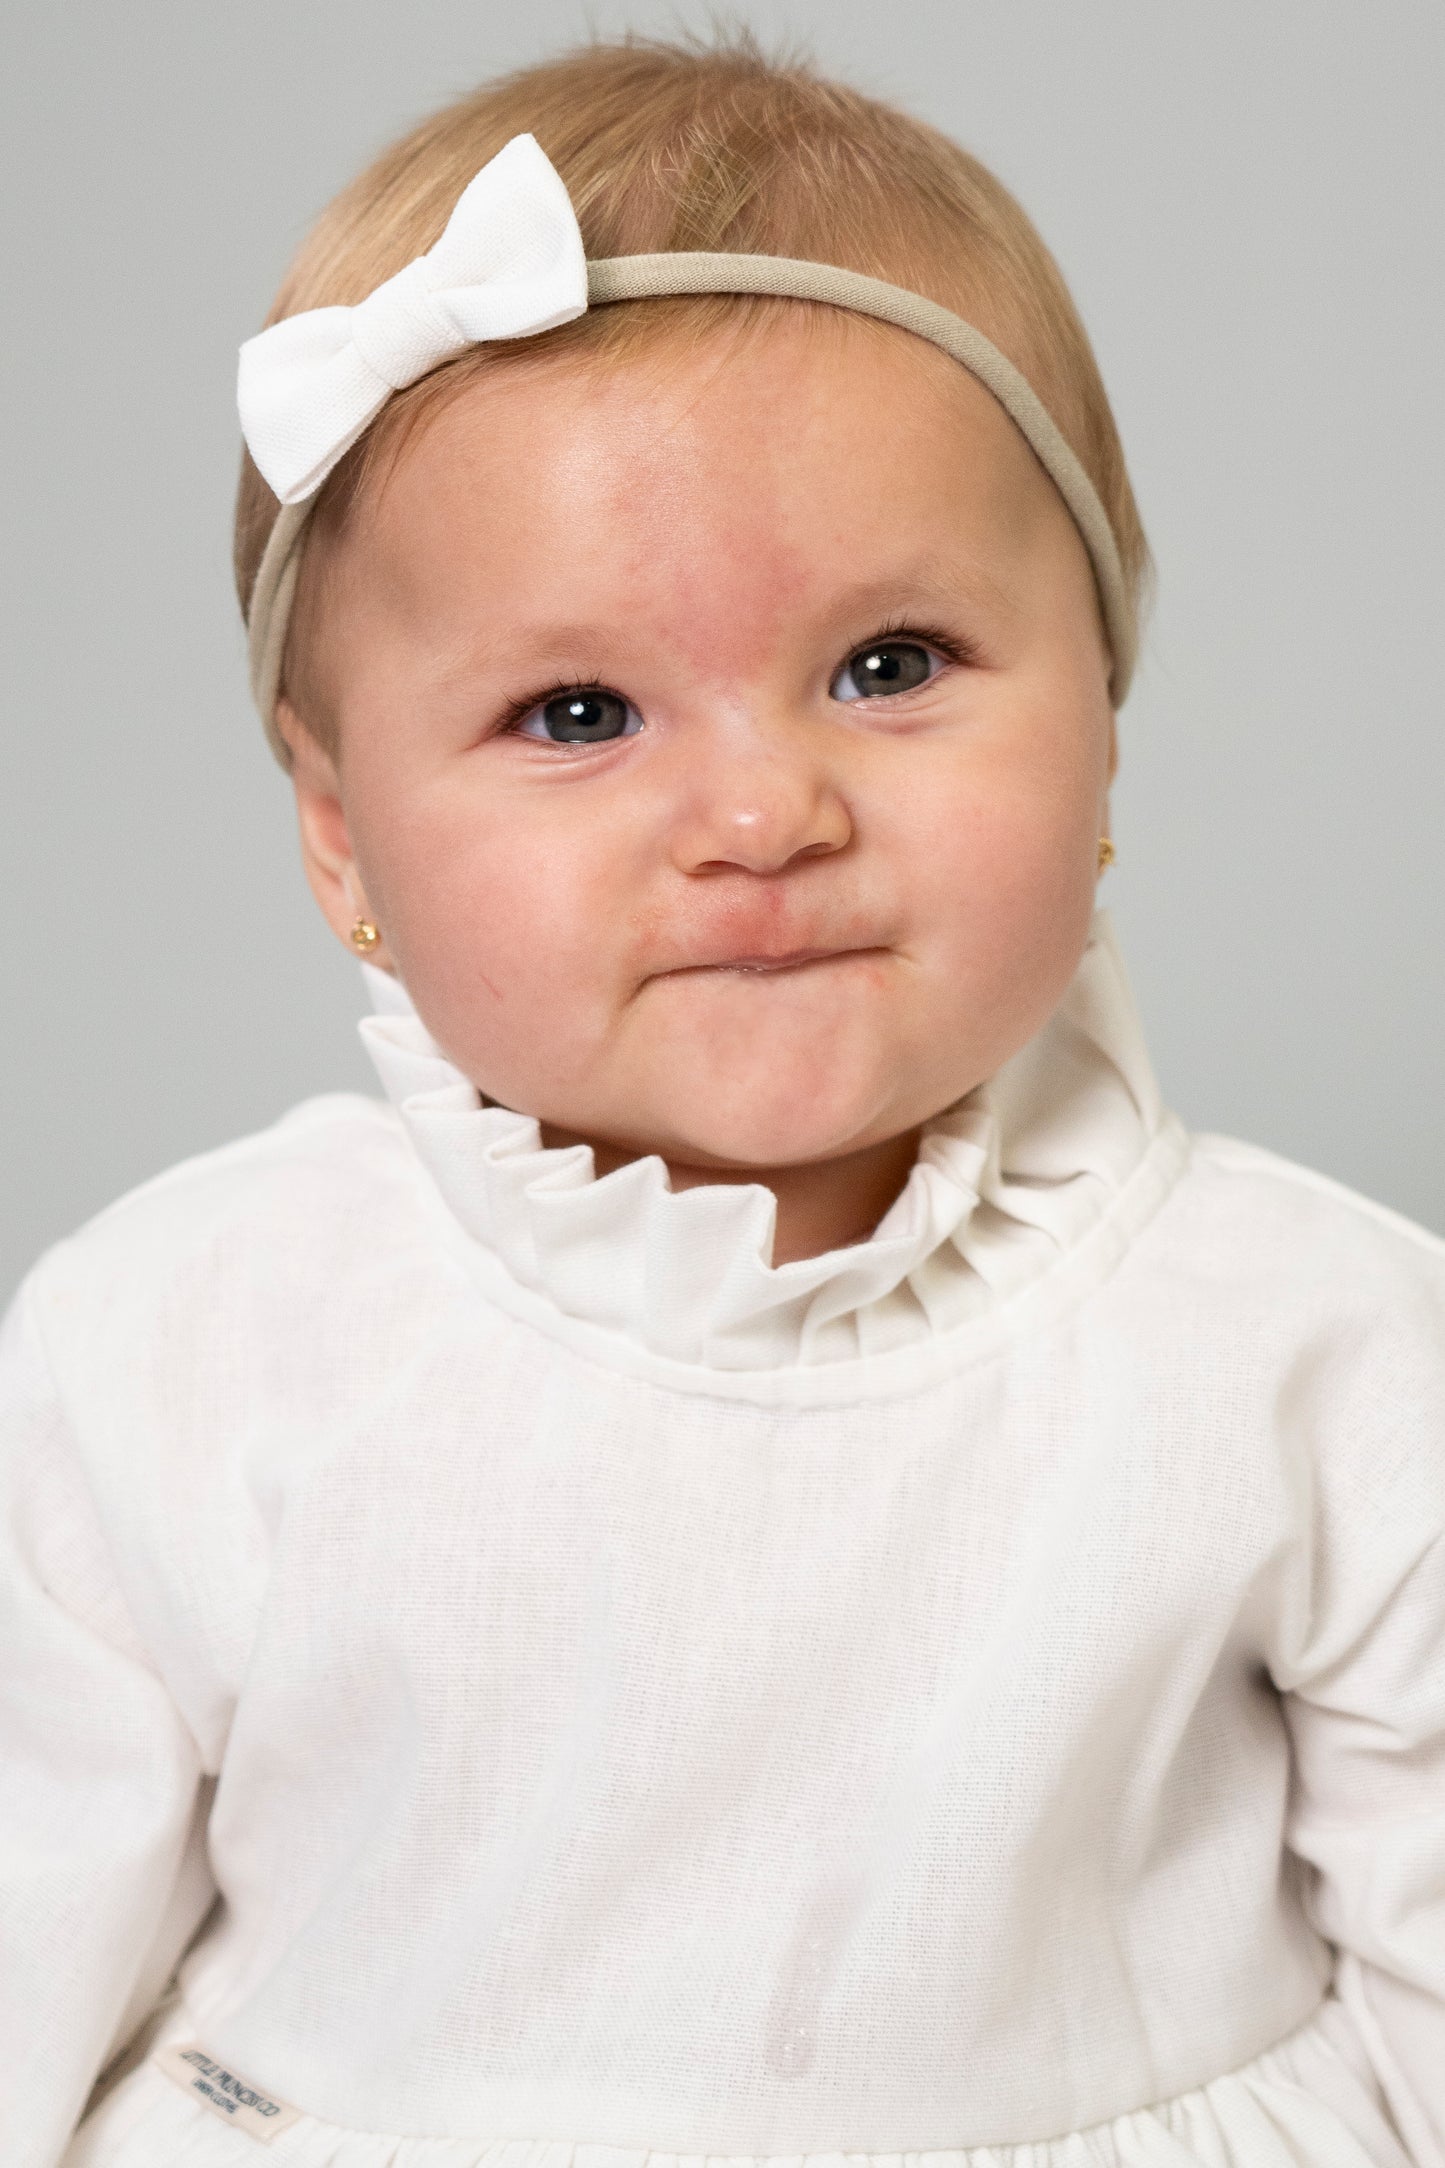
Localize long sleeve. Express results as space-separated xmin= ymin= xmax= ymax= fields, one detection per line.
xmin=1269 ymin=1246 xmax=1445 ymax=2168
xmin=0 ymin=1270 xmax=211 ymax=2168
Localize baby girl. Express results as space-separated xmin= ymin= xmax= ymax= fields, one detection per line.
xmin=3 ymin=32 xmax=1442 ymax=2168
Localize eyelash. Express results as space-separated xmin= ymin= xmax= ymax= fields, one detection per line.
xmin=495 ymin=619 xmax=982 ymax=745
xmin=865 ymin=616 xmax=982 ymax=674
xmin=495 ymin=675 xmax=614 ymax=739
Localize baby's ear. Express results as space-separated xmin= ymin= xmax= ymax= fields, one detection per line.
xmin=275 ymin=693 xmax=337 ymax=793
xmin=275 ymin=694 xmax=381 ymax=962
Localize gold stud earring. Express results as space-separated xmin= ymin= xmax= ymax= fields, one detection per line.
xmin=1097 ymin=835 xmax=1116 ymax=870
xmin=349 ymin=918 xmax=380 ymax=954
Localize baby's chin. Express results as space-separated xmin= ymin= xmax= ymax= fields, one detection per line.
xmin=594 ymin=1059 xmax=920 ymax=1177
xmin=660 ymin=1119 xmax=881 ymax=1178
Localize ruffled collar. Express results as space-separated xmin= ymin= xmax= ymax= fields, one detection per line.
xmin=358 ymin=906 xmax=1168 ymax=1372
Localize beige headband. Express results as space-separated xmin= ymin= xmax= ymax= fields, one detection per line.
xmin=246 ymin=252 xmax=1136 ymax=768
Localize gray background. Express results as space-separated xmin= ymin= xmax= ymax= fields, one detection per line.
xmin=4 ymin=1 xmax=1442 ymax=1304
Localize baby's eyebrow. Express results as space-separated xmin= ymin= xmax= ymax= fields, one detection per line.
xmin=812 ymin=560 xmax=1024 ymax=636
xmin=419 ymin=562 xmax=1022 ymax=696
xmin=431 ymin=621 xmax=626 ymax=683
xmin=477 ymin=568 xmax=1011 ymax=660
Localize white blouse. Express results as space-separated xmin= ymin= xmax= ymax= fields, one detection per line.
xmin=2 ymin=905 xmax=1443 ymax=2168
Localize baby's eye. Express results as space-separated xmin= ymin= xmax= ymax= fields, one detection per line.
xmin=510 ymin=688 xmax=643 ymax=745
xmin=830 ymin=638 xmax=944 ymax=702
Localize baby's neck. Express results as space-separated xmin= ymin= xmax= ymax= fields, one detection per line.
xmin=537 ymin=1120 xmax=925 ymax=1266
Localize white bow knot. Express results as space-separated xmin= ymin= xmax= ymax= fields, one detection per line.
xmin=238 ymin=134 xmax=589 ymax=505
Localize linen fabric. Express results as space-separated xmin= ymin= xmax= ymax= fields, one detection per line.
xmin=2 ymin=907 xmax=1443 ymax=2168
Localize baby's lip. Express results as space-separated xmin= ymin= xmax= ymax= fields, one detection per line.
xmin=662 ymin=944 xmax=880 ymax=974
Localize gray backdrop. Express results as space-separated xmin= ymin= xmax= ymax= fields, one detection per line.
xmin=5 ymin=1 xmax=1443 ymax=1304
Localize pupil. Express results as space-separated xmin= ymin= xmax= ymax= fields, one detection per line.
xmin=854 ymin=641 xmax=931 ymax=695
xmin=543 ymin=691 xmax=628 ymax=742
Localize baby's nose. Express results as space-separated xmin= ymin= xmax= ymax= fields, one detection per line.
xmin=665 ymin=708 xmax=853 ymax=877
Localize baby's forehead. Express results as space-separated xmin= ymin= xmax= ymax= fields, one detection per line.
xmin=367 ymin=310 xmax=1057 ymax=563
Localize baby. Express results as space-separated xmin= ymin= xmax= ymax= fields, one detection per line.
xmin=5 ymin=32 xmax=1443 ymax=2168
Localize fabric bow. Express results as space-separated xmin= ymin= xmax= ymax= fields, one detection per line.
xmin=237 ymin=133 xmax=589 ymax=505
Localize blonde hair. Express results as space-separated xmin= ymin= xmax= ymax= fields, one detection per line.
xmin=235 ymin=30 xmax=1151 ymax=758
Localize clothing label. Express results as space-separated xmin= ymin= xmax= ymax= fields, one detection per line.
xmin=154 ymin=2040 xmax=303 ymax=2142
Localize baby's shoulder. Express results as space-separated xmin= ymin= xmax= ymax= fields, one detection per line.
xmin=1163 ymin=1126 xmax=1445 ymax=1342
xmin=1183 ymin=1127 xmax=1445 ymax=1262
xmin=23 ymin=1091 xmax=433 ymax=1354
xmin=60 ymin=1087 xmax=416 ymax=1248
xmin=1162 ymin=1131 xmax=1445 ymax=1534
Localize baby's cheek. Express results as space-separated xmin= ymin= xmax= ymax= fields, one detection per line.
xmin=906 ymin=782 xmax=1095 ymax=1035
xmin=393 ymin=836 xmax=618 ymax=1094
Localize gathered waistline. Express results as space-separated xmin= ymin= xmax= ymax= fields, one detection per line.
xmin=61 ymin=1983 xmax=1398 ymax=2168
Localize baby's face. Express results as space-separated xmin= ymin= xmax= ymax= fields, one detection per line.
xmin=282 ymin=313 xmax=1116 ymax=1172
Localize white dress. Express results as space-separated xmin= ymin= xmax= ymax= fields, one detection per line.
xmin=2 ymin=905 xmax=1442 ymax=2168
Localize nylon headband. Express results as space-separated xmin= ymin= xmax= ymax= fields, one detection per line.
xmin=246 ymin=252 xmax=1136 ymax=768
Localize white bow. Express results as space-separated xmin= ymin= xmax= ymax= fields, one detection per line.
xmin=238 ymin=134 xmax=589 ymax=505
